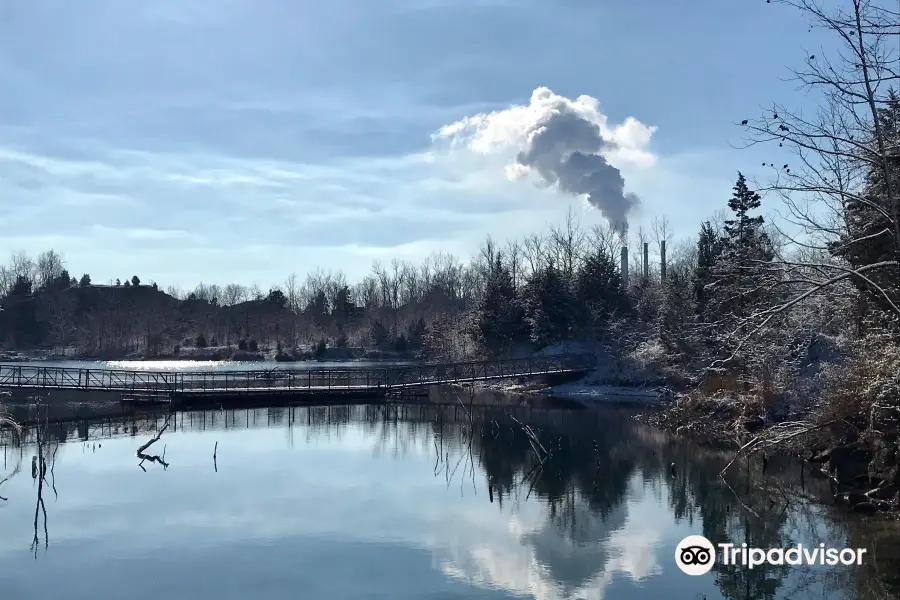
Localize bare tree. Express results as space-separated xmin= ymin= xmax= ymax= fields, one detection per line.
xmin=248 ymin=283 xmax=264 ymax=301
xmin=736 ymin=0 xmax=900 ymax=333
xmin=220 ymin=283 xmax=247 ymax=306
xmin=548 ymin=207 xmax=587 ymax=279
xmin=521 ymin=233 xmax=547 ymax=279
xmin=284 ymin=273 xmax=301 ymax=345
xmin=651 ymin=216 xmax=674 ymax=251
xmin=166 ymin=285 xmax=185 ymax=300
xmin=587 ymin=222 xmax=621 ymax=261
xmin=8 ymin=251 xmax=35 ymax=287
xmin=504 ymin=239 xmax=524 ymax=290
xmin=34 ymin=250 xmax=66 ymax=290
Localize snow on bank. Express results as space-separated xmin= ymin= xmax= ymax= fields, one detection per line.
xmin=543 ymin=380 xmax=665 ymax=407
xmin=462 ymin=376 xmax=666 ymax=408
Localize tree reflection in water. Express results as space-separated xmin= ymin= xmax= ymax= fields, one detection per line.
xmin=1 ymin=390 xmax=898 ymax=599
xmin=425 ymin=388 xmax=900 ymax=600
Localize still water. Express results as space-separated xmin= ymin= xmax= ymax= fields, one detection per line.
xmin=0 ymin=390 xmax=898 ymax=600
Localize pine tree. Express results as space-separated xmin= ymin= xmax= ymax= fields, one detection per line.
xmin=575 ymin=246 xmax=628 ymax=330
xmin=472 ymin=254 xmax=524 ymax=357
xmin=523 ymin=262 xmax=574 ymax=347
xmin=709 ymin=173 xmax=776 ymax=327
xmin=693 ymin=220 xmax=724 ymax=319
xmin=831 ymin=90 xmax=900 ymax=322
xmin=660 ymin=266 xmax=696 ymax=359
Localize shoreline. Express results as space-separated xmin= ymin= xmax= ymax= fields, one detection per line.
xmin=463 ymin=372 xmax=900 ymax=515
xmin=457 ymin=374 xmax=669 ymax=408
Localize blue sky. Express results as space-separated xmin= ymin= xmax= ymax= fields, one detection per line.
xmin=0 ymin=0 xmax=818 ymax=288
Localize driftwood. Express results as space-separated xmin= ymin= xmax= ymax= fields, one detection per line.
xmin=137 ymin=418 xmax=170 ymax=470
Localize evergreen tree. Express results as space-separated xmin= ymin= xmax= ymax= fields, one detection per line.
xmin=370 ymin=320 xmax=390 ymax=349
xmin=522 ymin=262 xmax=575 ymax=347
xmin=693 ymin=220 xmax=724 ymax=319
xmin=331 ymin=285 xmax=357 ymax=328
xmin=660 ymin=266 xmax=696 ymax=359
xmin=472 ymin=254 xmax=524 ymax=357
xmin=709 ymin=173 xmax=776 ymax=327
xmin=831 ymin=90 xmax=900 ymax=321
xmin=266 ymin=288 xmax=287 ymax=309
xmin=575 ymin=246 xmax=628 ymax=330
xmin=306 ymin=290 xmax=329 ymax=329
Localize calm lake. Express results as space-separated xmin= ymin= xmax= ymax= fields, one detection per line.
xmin=0 ymin=389 xmax=898 ymax=600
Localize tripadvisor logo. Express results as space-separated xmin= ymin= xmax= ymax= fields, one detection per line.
xmin=676 ymin=535 xmax=716 ymax=576
xmin=675 ymin=535 xmax=868 ymax=576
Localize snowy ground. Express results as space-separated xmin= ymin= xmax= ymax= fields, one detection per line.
xmin=462 ymin=376 xmax=666 ymax=408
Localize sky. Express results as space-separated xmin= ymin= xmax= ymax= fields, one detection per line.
xmin=0 ymin=0 xmax=823 ymax=288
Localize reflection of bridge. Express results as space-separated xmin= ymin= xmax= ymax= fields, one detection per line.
xmin=1 ymin=398 xmax=600 ymax=447
xmin=0 ymin=354 xmax=594 ymax=405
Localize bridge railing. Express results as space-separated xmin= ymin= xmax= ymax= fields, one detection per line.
xmin=0 ymin=364 xmax=179 ymax=392
xmin=0 ymin=352 xmax=596 ymax=393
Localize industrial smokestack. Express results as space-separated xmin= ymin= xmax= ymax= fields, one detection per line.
xmin=620 ymin=246 xmax=629 ymax=287
xmin=660 ymin=240 xmax=667 ymax=281
xmin=643 ymin=242 xmax=649 ymax=279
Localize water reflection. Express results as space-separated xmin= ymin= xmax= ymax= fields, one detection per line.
xmin=0 ymin=389 xmax=898 ymax=600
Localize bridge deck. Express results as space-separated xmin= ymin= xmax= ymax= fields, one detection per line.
xmin=0 ymin=354 xmax=594 ymax=402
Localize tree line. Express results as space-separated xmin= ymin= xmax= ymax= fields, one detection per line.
xmin=0 ymin=1 xmax=895 ymax=411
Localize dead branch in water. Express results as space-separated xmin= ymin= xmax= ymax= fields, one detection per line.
xmin=137 ymin=417 xmax=171 ymax=470
xmin=213 ymin=441 xmax=218 ymax=473
xmin=510 ymin=415 xmax=549 ymax=460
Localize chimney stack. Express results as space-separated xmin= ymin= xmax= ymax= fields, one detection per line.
xmin=620 ymin=246 xmax=629 ymax=287
xmin=643 ymin=242 xmax=649 ymax=279
xmin=660 ymin=240 xmax=667 ymax=281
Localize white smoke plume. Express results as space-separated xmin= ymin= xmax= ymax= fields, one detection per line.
xmin=434 ymin=87 xmax=656 ymax=235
